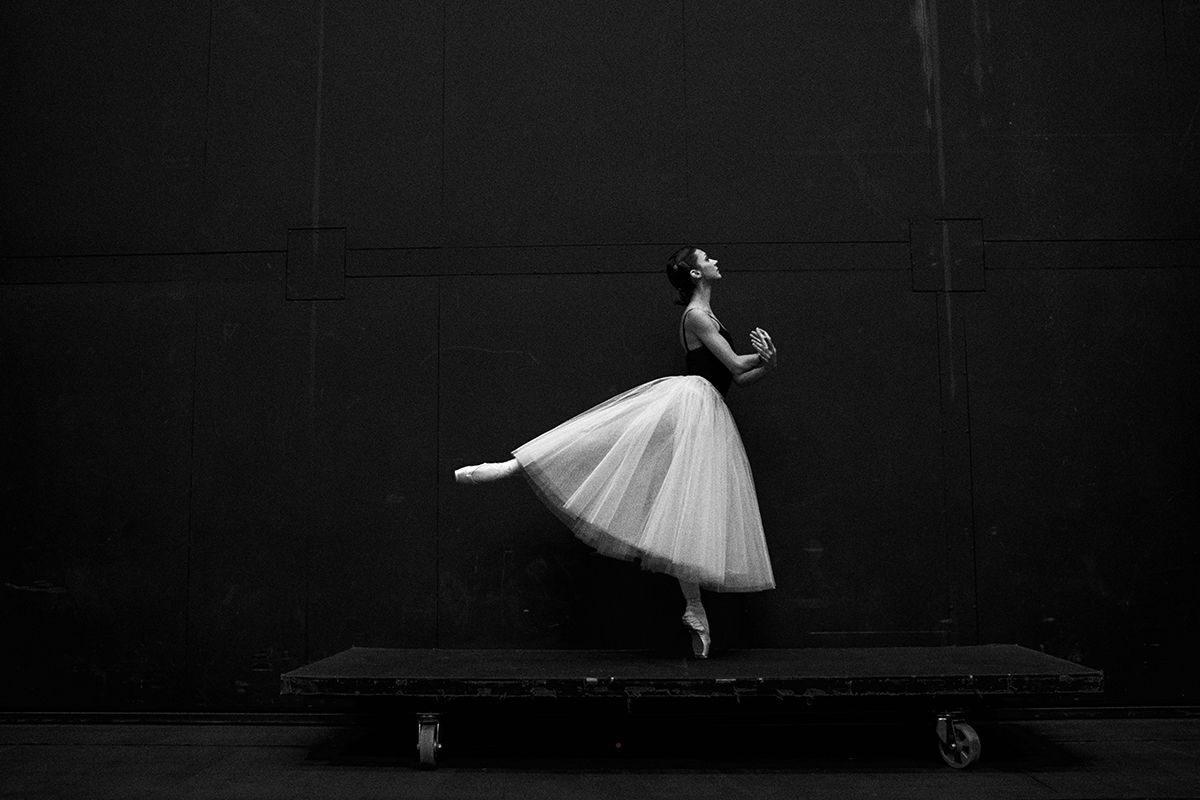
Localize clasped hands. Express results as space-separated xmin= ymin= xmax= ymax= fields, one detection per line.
xmin=750 ymin=327 xmax=777 ymax=370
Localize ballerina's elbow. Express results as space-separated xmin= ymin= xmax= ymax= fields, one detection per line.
xmin=732 ymin=369 xmax=759 ymax=388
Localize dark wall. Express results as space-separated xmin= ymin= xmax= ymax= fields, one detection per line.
xmin=1 ymin=1 xmax=1197 ymax=709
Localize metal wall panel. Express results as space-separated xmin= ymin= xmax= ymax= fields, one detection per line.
xmin=0 ymin=3 xmax=209 ymax=255
xmin=931 ymin=2 xmax=1197 ymax=237
xmin=316 ymin=2 xmax=444 ymax=250
xmin=304 ymin=277 xmax=439 ymax=658
xmin=0 ymin=282 xmax=195 ymax=707
xmin=201 ymin=2 xmax=324 ymax=252
xmin=971 ymin=268 xmax=1200 ymax=699
xmin=686 ymin=1 xmax=929 ymax=241
xmin=187 ymin=273 xmax=311 ymax=707
xmin=443 ymin=0 xmax=688 ymax=245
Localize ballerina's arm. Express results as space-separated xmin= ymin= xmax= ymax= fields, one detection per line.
xmin=684 ymin=311 xmax=777 ymax=387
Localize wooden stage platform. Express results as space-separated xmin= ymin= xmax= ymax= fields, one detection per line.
xmin=281 ymin=645 xmax=1103 ymax=769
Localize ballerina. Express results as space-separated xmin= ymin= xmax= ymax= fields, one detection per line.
xmin=454 ymin=246 xmax=778 ymax=658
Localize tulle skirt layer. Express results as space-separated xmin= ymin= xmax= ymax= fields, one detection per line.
xmin=512 ymin=375 xmax=774 ymax=592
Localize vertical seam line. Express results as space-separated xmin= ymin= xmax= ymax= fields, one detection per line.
xmin=440 ymin=1 xmax=448 ymax=235
xmin=681 ymin=1 xmax=690 ymax=218
xmin=436 ymin=0 xmax=447 ymax=647
xmin=962 ymin=311 xmax=980 ymax=642
xmin=185 ymin=279 xmax=200 ymax=688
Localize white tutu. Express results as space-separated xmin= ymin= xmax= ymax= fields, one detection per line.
xmin=512 ymin=375 xmax=775 ymax=592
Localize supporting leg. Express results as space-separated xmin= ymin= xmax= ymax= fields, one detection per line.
xmin=678 ymin=580 xmax=704 ymax=614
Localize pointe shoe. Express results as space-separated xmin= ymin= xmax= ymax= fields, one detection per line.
xmin=681 ymin=609 xmax=711 ymax=659
xmin=454 ymin=462 xmax=516 ymax=484
xmin=454 ymin=465 xmax=482 ymax=484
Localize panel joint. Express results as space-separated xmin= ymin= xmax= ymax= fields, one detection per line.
xmin=910 ymin=219 xmax=985 ymax=292
xmin=286 ymin=227 xmax=346 ymax=300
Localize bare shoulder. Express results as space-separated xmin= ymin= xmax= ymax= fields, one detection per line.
xmin=682 ymin=306 xmax=718 ymax=333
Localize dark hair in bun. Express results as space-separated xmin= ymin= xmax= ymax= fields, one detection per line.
xmin=665 ymin=246 xmax=700 ymax=306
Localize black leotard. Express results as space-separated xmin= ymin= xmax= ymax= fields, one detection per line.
xmin=683 ymin=310 xmax=734 ymax=396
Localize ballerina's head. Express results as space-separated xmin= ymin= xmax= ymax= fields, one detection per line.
xmin=666 ymin=247 xmax=721 ymax=305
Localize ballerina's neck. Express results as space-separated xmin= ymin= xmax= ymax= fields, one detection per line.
xmin=689 ymin=282 xmax=714 ymax=306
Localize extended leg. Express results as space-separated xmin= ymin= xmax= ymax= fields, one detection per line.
xmin=454 ymin=459 xmax=521 ymax=484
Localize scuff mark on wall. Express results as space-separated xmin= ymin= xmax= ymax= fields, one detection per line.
xmin=910 ymin=0 xmax=948 ymax=207
xmin=911 ymin=0 xmax=956 ymax=398
xmin=310 ymin=0 xmax=327 ymax=231
xmin=970 ymin=0 xmax=994 ymax=128
xmin=912 ymin=0 xmax=935 ymax=98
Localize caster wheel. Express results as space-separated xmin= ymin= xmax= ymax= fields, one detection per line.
xmin=936 ymin=717 xmax=981 ymax=769
xmin=417 ymin=717 xmax=440 ymax=769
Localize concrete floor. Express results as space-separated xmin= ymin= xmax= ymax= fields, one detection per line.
xmin=2 ymin=715 xmax=1199 ymax=799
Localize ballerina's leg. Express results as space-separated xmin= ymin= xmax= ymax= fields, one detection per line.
xmin=454 ymin=459 xmax=521 ymax=484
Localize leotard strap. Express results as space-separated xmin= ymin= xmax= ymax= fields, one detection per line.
xmin=680 ymin=307 xmax=724 ymax=351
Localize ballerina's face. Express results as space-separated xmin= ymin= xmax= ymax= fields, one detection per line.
xmin=691 ymin=250 xmax=721 ymax=282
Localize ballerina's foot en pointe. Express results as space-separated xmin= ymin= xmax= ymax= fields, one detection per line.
xmin=679 ymin=581 xmax=711 ymax=659
xmin=681 ymin=609 xmax=711 ymax=659
xmin=454 ymin=459 xmax=521 ymax=484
